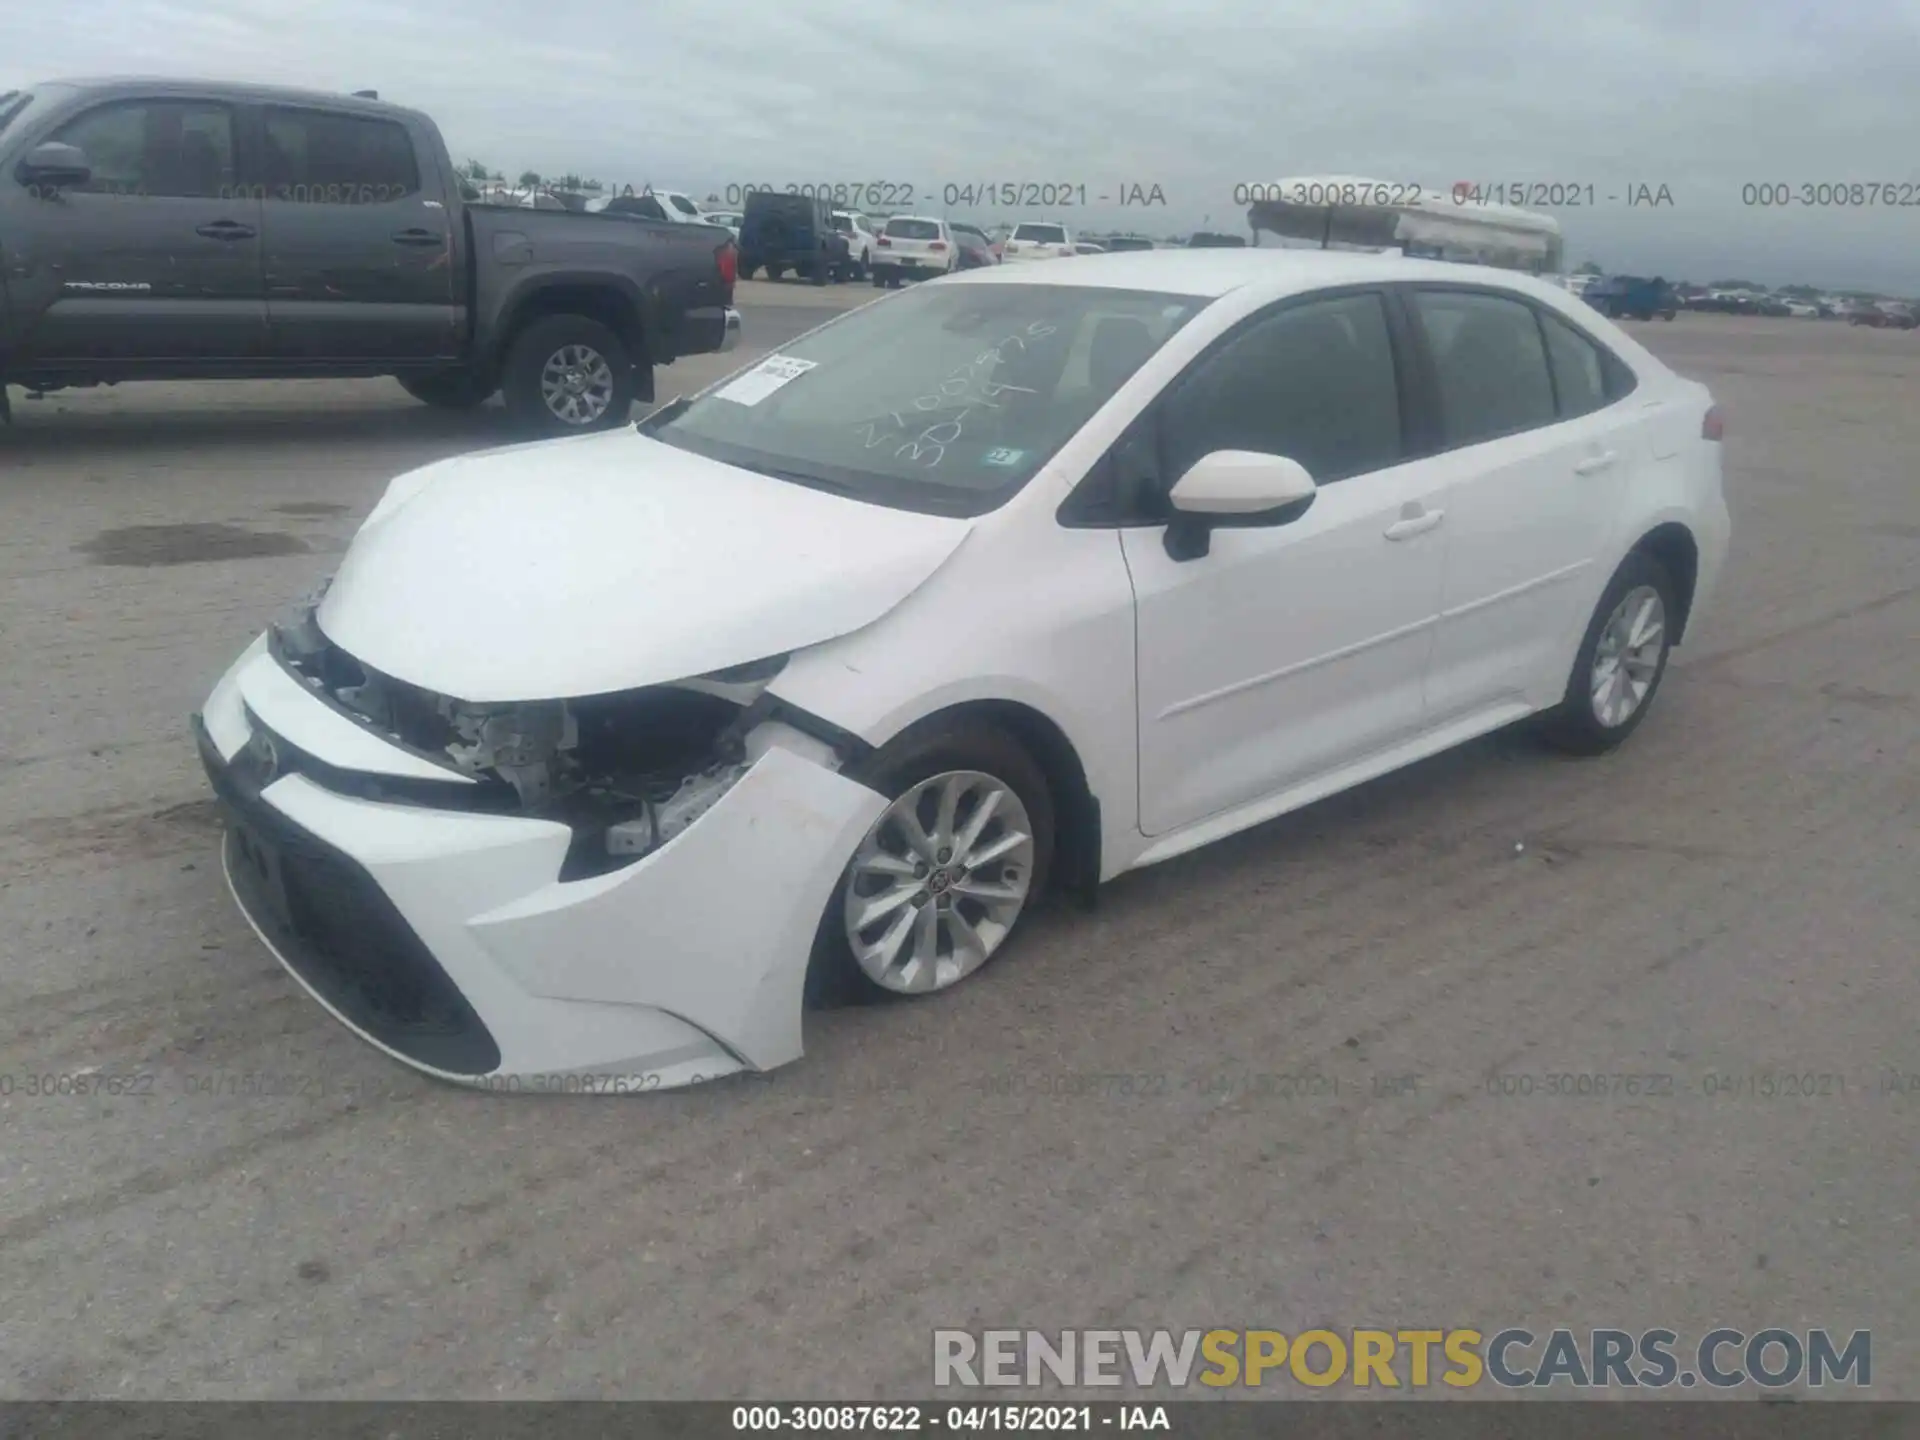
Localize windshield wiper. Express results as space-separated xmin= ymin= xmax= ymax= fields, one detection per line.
xmin=729 ymin=459 xmax=862 ymax=497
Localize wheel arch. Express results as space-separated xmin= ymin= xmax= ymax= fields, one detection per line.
xmin=862 ymin=698 xmax=1103 ymax=903
xmin=1629 ymin=521 xmax=1700 ymax=643
xmin=492 ymin=276 xmax=653 ymax=373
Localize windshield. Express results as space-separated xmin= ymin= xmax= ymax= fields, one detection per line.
xmin=651 ymin=282 xmax=1207 ymax=517
xmin=668 ymin=194 xmax=699 ymax=214
xmin=886 ymin=218 xmax=940 ymax=239
xmin=1014 ymin=224 xmax=1067 ymax=244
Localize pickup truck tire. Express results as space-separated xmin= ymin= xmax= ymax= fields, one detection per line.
xmin=398 ymin=371 xmax=493 ymax=410
xmin=503 ymin=314 xmax=637 ymax=435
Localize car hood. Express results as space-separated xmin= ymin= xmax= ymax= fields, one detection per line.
xmin=317 ymin=428 xmax=973 ymax=703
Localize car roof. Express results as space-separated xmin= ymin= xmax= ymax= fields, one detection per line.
xmin=936 ymin=247 xmax=1576 ymax=302
xmin=883 ymin=214 xmax=944 ymax=225
xmin=42 ymin=75 xmax=429 ymax=123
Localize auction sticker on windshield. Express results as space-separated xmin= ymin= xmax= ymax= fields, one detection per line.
xmin=715 ymin=355 xmax=818 ymax=406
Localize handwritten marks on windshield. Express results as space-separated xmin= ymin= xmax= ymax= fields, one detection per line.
xmin=855 ymin=322 xmax=1056 ymax=469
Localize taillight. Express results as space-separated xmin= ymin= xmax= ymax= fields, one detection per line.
xmin=715 ymin=240 xmax=737 ymax=288
xmin=878 ymin=236 xmax=891 ymax=246
xmin=928 ymin=241 xmax=946 ymax=251
xmin=1702 ymin=405 xmax=1724 ymax=441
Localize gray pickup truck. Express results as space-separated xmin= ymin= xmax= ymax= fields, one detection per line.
xmin=0 ymin=79 xmax=741 ymax=433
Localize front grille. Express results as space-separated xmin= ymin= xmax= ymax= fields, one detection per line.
xmin=197 ymin=717 xmax=502 ymax=1077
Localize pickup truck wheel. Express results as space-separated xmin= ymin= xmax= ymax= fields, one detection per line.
xmin=397 ymin=371 xmax=493 ymax=410
xmin=504 ymin=315 xmax=635 ymax=435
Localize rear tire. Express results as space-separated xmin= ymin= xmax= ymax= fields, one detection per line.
xmin=502 ymin=314 xmax=637 ymax=436
xmin=807 ymin=721 xmax=1055 ymax=1007
xmin=1535 ymin=550 xmax=1678 ymax=756
xmin=398 ymin=370 xmax=493 ymax=410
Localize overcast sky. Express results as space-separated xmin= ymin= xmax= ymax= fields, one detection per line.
xmin=7 ymin=0 xmax=1920 ymax=290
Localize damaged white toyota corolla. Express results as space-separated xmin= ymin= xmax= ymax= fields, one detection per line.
xmin=196 ymin=250 xmax=1729 ymax=1091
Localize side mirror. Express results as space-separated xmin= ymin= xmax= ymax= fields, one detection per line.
xmin=1164 ymin=450 xmax=1318 ymax=561
xmin=17 ymin=141 xmax=91 ymax=192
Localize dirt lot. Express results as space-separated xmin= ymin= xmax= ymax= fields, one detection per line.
xmin=0 ymin=302 xmax=1915 ymax=1399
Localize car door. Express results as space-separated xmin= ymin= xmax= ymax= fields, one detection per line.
xmin=1401 ymin=287 xmax=1636 ymax=726
xmin=9 ymin=94 xmax=265 ymax=363
xmin=253 ymin=104 xmax=459 ymax=361
xmin=1120 ymin=289 xmax=1450 ymax=836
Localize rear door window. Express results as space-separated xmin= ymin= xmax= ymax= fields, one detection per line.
xmin=1410 ymin=290 xmax=1558 ymax=448
xmin=885 ymin=218 xmax=941 ymax=239
xmin=1013 ymin=224 xmax=1067 ymax=244
xmin=261 ymin=108 xmax=420 ymax=203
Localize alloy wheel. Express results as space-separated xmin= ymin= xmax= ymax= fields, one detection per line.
xmin=539 ymin=343 xmax=615 ymax=426
xmin=1590 ymin=584 xmax=1666 ymax=728
xmin=843 ymin=770 xmax=1035 ymax=994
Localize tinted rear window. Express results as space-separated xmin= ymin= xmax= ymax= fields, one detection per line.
xmin=1013 ymin=225 xmax=1066 ymax=244
xmin=886 ymin=218 xmax=940 ymax=239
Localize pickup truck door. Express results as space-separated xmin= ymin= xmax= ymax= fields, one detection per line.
xmin=3 ymin=94 xmax=266 ymax=364
xmin=251 ymin=104 xmax=461 ymax=362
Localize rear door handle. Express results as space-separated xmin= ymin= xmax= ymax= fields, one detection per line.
xmin=1383 ymin=508 xmax=1445 ymax=541
xmin=391 ymin=228 xmax=444 ymax=246
xmin=1574 ymin=450 xmax=1619 ymax=475
xmin=195 ymin=220 xmax=256 ymax=240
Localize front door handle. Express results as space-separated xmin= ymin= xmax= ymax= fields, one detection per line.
xmin=391 ymin=228 xmax=445 ymax=246
xmin=1574 ymin=450 xmax=1619 ymax=475
xmin=1384 ymin=508 xmax=1445 ymax=541
xmin=195 ymin=219 xmax=256 ymax=241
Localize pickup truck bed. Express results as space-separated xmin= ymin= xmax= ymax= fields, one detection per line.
xmin=0 ymin=78 xmax=740 ymax=433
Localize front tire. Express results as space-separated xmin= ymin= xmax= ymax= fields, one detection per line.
xmin=1536 ymin=550 xmax=1678 ymax=755
xmin=809 ymin=721 xmax=1055 ymax=1006
xmin=502 ymin=314 xmax=637 ymax=436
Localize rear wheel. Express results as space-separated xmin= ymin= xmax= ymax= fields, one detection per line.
xmin=502 ymin=314 xmax=637 ymax=436
xmin=808 ymin=722 xmax=1055 ymax=1006
xmin=1536 ymin=550 xmax=1678 ymax=755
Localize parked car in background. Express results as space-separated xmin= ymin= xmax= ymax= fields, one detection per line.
xmin=830 ymin=210 xmax=879 ymax=277
xmin=1074 ymin=242 xmax=1107 ymax=255
xmin=1564 ymin=273 xmax=1600 ymax=298
xmin=1186 ymin=231 xmax=1248 ymax=248
xmin=1850 ymin=301 xmax=1917 ymax=329
xmin=194 ymin=251 xmax=1728 ymax=1091
xmin=1583 ymin=276 xmax=1677 ymax=321
xmin=1101 ymin=235 xmax=1157 ymax=252
xmin=950 ymin=221 xmax=998 ymax=269
xmin=0 ymin=77 xmax=739 ymax=433
xmin=1001 ymin=221 xmax=1074 ymax=261
xmin=705 ymin=210 xmax=743 ymax=241
xmin=738 ymin=191 xmax=848 ymax=284
xmin=1783 ymin=301 xmax=1819 ymax=318
xmin=872 ymin=215 xmax=957 ymax=286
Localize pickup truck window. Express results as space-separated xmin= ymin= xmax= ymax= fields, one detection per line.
xmin=0 ymin=91 xmax=30 ymax=138
xmin=50 ymin=99 xmax=236 ymax=199
xmin=262 ymin=107 xmax=420 ymax=202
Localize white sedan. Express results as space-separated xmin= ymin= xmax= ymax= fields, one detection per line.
xmin=196 ymin=251 xmax=1729 ymax=1092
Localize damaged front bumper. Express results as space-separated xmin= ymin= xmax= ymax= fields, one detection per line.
xmin=194 ymin=632 xmax=884 ymax=1090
